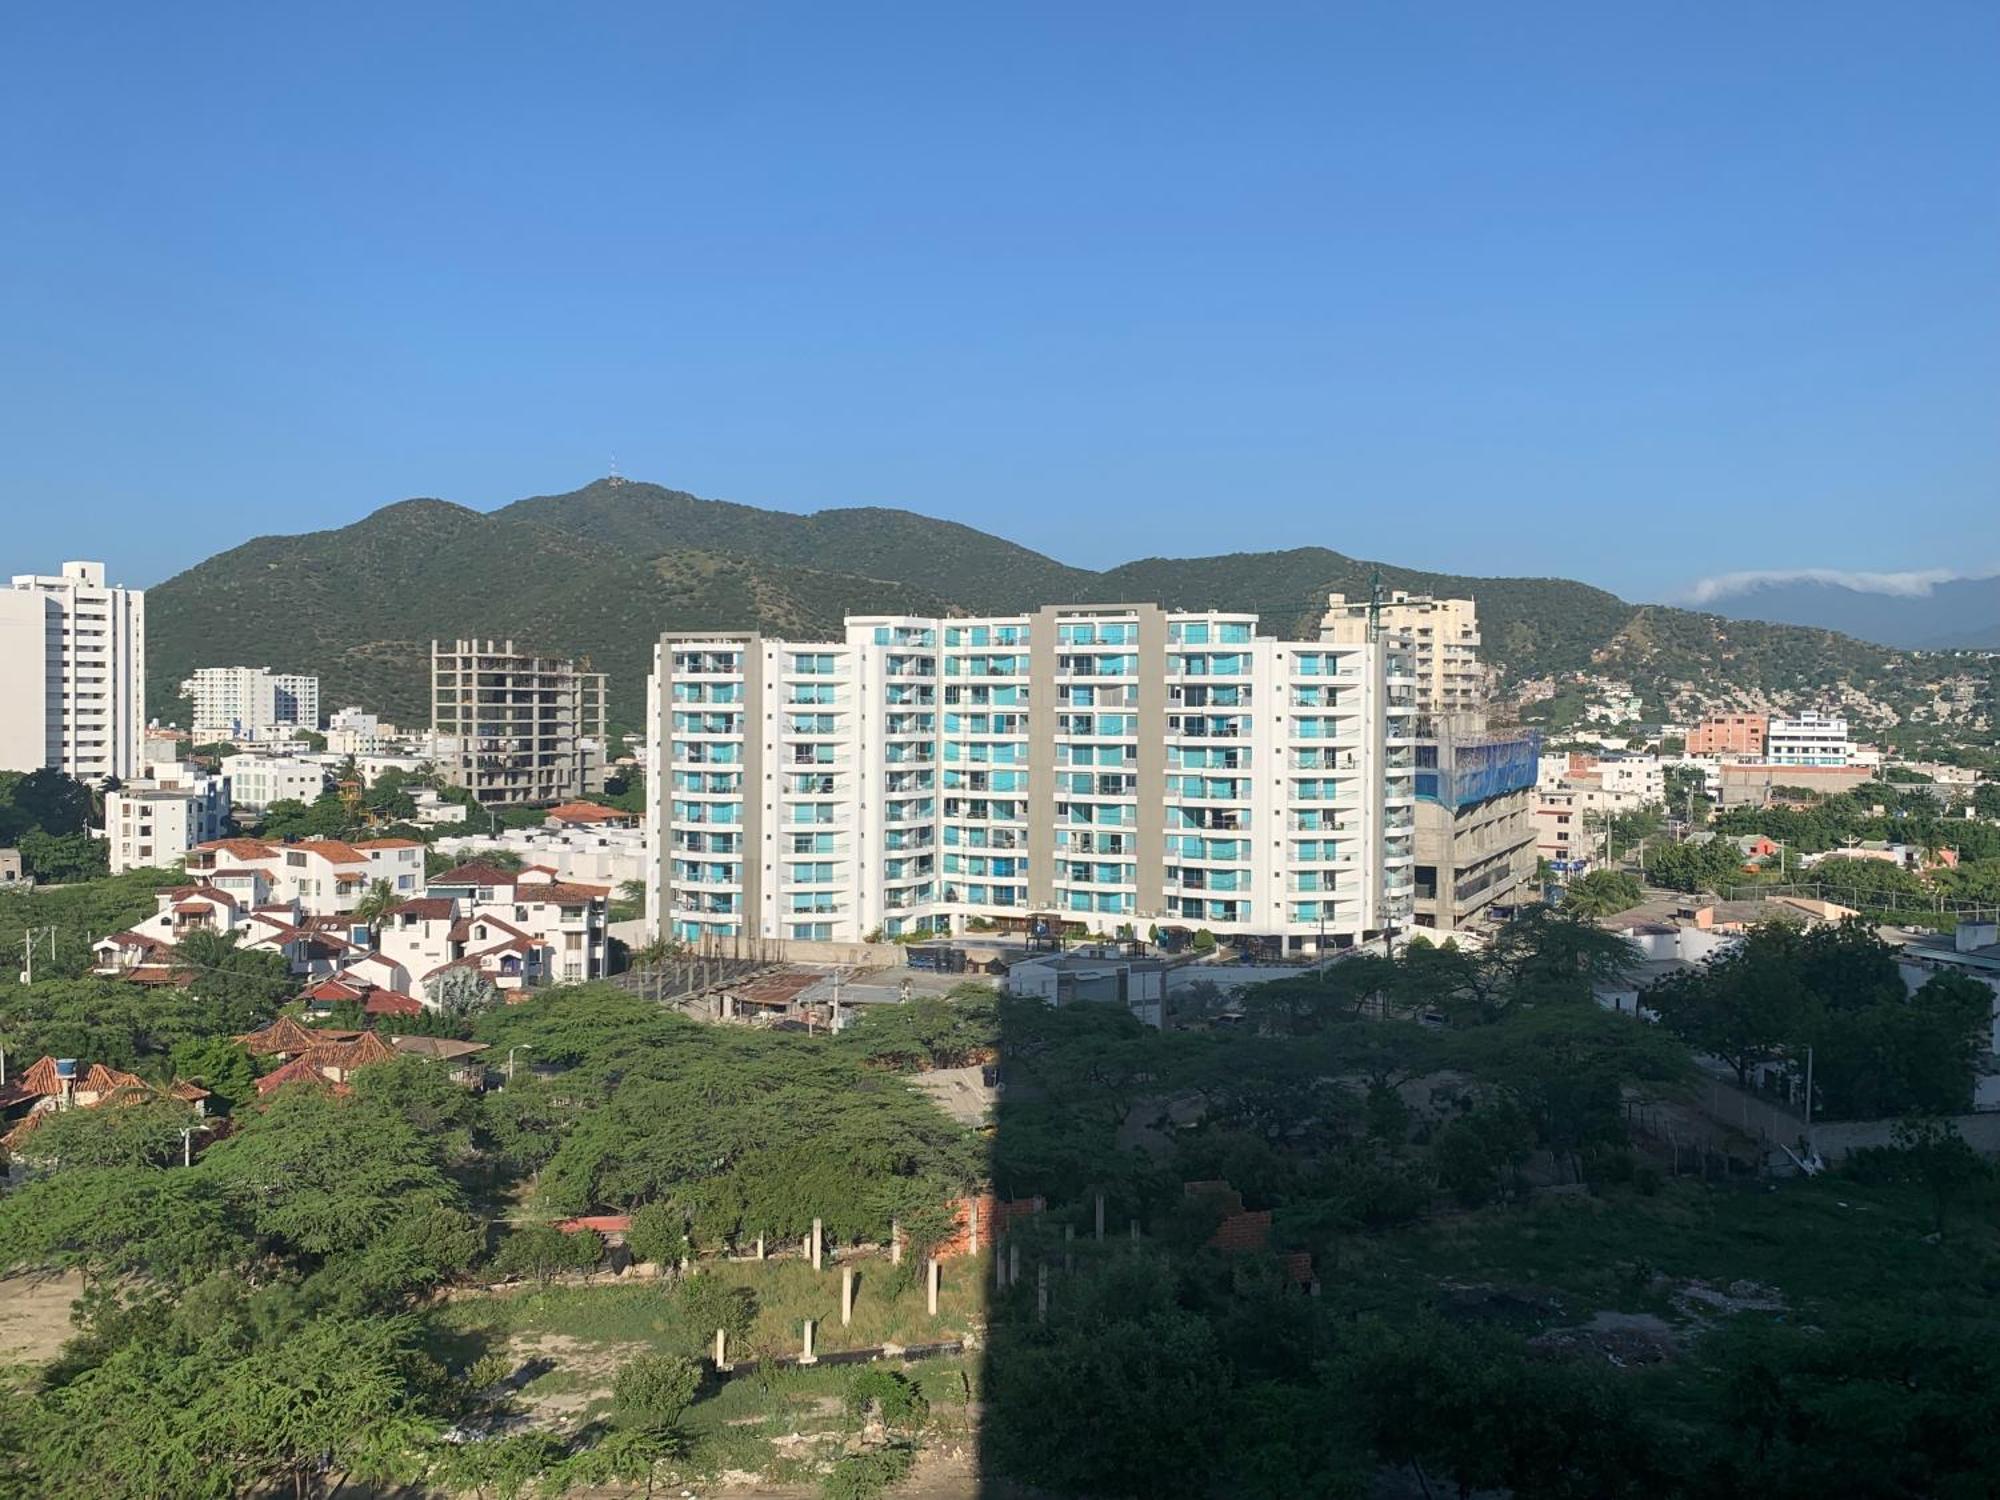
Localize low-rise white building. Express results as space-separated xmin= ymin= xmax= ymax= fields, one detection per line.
xmin=1766 ymin=712 xmax=1853 ymax=768
xmin=102 ymin=762 xmax=230 ymax=874
xmin=221 ymin=753 xmax=328 ymax=811
xmin=430 ymin=813 xmax=646 ymax=890
xmin=1005 ymin=948 xmax=1168 ymax=1028
xmin=181 ymin=835 xmax=427 ymax=914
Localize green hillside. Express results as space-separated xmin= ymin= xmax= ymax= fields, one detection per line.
xmin=146 ymin=474 xmax=1922 ymax=736
xmin=499 ymin=479 xmax=1098 ymax=613
xmin=146 ymin=497 xmax=959 ymax=730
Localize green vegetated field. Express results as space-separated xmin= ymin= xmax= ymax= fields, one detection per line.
xmin=142 ymin=474 xmax=1964 ymax=731
xmin=3 ymin=916 xmax=1999 ymax=1498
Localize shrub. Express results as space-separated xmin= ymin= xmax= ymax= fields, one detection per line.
xmin=491 ymin=1224 xmax=603 ymax=1285
xmin=671 ymin=1273 xmax=757 ymax=1343
xmin=821 ymin=1447 xmax=915 ymax=1500
xmin=846 ymin=1367 xmax=927 ymax=1429
xmin=612 ymin=1352 xmax=702 ymax=1433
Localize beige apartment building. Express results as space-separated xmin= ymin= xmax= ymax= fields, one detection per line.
xmin=432 ymin=639 xmax=607 ymax=807
xmin=1321 ymin=590 xmax=1482 ymax=718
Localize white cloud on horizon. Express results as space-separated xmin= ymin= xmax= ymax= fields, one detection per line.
xmin=1683 ymin=567 xmax=1979 ymax=605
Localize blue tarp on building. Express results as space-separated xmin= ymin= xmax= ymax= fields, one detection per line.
xmin=1415 ymin=729 xmax=1542 ymax=810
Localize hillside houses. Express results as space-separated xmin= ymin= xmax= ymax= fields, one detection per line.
xmin=88 ymin=840 xmax=609 ymax=1010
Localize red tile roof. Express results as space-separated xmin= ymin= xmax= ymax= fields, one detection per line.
xmin=557 ymin=1214 xmax=632 ymax=1234
xmin=295 ymin=839 xmax=368 ymax=864
xmin=450 ymin=913 xmax=532 ymax=944
xmin=198 ymin=838 xmax=281 ymax=860
xmin=387 ymin=896 xmax=459 ymax=921
xmin=428 ymin=863 xmax=520 ymax=888
xmin=516 ymin=882 xmax=609 ymax=905
xmin=363 ymin=989 xmax=424 ymax=1017
xmin=303 ymin=977 xmax=369 ymax=1003
xmin=255 ymin=1054 xmax=346 ymax=1097
xmin=237 ymin=1016 xmax=326 ymax=1056
xmin=545 ymin=801 xmax=628 ymax=825
xmin=80 ymin=1063 xmax=148 ymax=1096
xmin=96 ymin=930 xmax=173 ymax=954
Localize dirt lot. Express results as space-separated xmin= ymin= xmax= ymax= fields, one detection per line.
xmin=0 ymin=1270 xmax=82 ymax=1365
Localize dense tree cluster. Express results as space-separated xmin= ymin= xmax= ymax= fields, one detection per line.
xmin=479 ymin=987 xmax=984 ymax=1249
xmin=1644 ymin=919 xmax=1989 ymax=1118
xmin=974 ymin=906 xmax=2000 ymax=1498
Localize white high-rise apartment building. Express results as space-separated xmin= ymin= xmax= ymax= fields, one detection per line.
xmin=0 ymin=561 xmax=145 ymax=782
xmin=181 ymin=666 xmax=320 ymax=741
xmin=1321 ymin=590 xmax=1482 ymax=717
xmin=647 ymin=605 xmax=1417 ymax=954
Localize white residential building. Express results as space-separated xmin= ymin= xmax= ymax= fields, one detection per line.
xmin=0 ymin=561 xmax=145 ymax=782
xmin=221 ymin=753 xmax=329 ymax=811
xmin=325 ymin=706 xmax=396 ymax=756
xmin=104 ymin=769 xmax=230 ymax=874
xmin=646 ymin=606 xmax=1417 ymax=954
xmin=181 ymin=667 xmax=320 ymax=742
xmin=1766 ymin=711 xmax=1853 ymax=767
xmin=181 ymin=835 xmax=428 ymax=915
xmin=431 ymin=823 xmax=647 ymax=890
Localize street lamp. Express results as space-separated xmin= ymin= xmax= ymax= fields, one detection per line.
xmin=507 ymin=1044 xmax=533 ymax=1083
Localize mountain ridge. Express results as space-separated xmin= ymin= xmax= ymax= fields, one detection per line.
xmin=145 ymin=476 xmax=1963 ymax=734
xmin=1692 ymin=573 xmax=2000 ymax=650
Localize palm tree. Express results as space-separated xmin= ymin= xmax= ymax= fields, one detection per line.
xmin=353 ymin=879 xmax=400 ymax=939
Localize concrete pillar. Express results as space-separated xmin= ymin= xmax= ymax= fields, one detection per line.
xmin=800 ymin=1318 xmax=817 ymax=1365
xmin=756 ymin=1235 xmax=766 ymax=1261
xmin=995 ymin=1240 xmax=1008 ymax=1289
xmin=811 ymin=1218 xmax=824 ymax=1272
xmin=1036 ymin=1264 xmax=1048 ymax=1323
xmin=1095 ymin=1193 xmax=1105 ymax=1242
xmin=927 ymin=1258 xmax=941 ymax=1317
xmin=1008 ymin=1241 xmax=1020 ymax=1287
xmin=841 ymin=1265 xmax=855 ymax=1326
xmin=713 ymin=1327 xmax=729 ymax=1370
xmin=969 ymin=1200 xmax=980 ymax=1255
xmin=890 ymin=1219 xmax=902 ymax=1266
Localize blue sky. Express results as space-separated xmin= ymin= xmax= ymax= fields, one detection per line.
xmin=2 ymin=2 xmax=1994 ymax=601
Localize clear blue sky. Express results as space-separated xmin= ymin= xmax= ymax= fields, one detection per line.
xmin=3 ymin=2 xmax=1994 ymax=601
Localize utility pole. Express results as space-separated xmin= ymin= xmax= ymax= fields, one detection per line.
xmin=22 ymin=925 xmax=56 ymax=985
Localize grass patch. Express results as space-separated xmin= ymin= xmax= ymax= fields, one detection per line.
xmin=437 ymin=1251 xmax=987 ymax=1364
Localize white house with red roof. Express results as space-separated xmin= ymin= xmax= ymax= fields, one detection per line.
xmin=181 ymin=836 xmax=425 ymax=915
xmin=426 ymin=863 xmax=608 ymax=985
xmin=90 ymin=840 xmax=604 ymax=1006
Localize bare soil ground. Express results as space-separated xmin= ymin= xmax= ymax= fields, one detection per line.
xmin=0 ymin=1269 xmax=81 ymax=1365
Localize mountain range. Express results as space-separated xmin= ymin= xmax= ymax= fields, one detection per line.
xmin=1693 ymin=574 xmax=2000 ymax=651
xmin=144 ymin=477 xmax=1966 ymax=733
